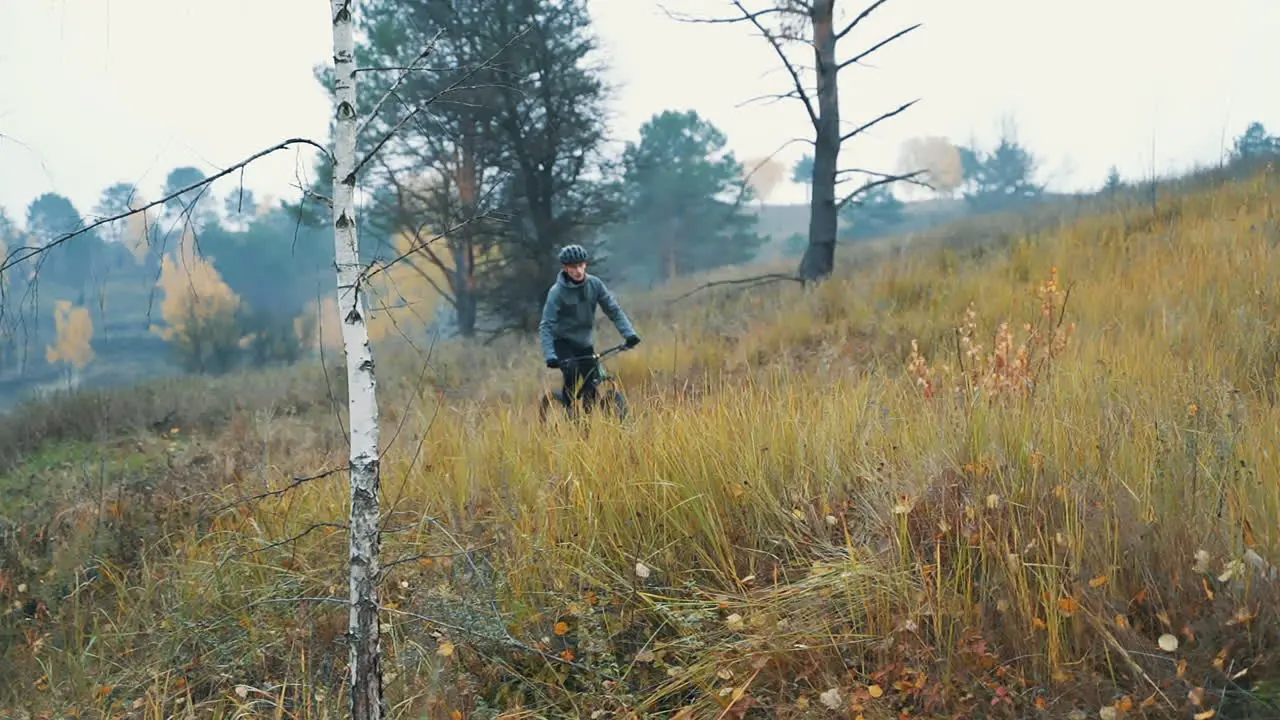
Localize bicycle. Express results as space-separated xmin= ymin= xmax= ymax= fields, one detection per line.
xmin=538 ymin=342 xmax=632 ymax=424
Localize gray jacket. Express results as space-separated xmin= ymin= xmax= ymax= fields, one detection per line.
xmin=538 ymin=271 xmax=636 ymax=361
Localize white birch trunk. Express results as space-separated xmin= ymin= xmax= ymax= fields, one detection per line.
xmin=329 ymin=1 xmax=385 ymax=718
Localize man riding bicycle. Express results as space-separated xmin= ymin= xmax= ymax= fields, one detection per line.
xmin=539 ymin=244 xmax=640 ymax=410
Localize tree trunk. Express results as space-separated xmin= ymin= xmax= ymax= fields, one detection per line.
xmin=454 ymin=117 xmax=479 ymax=337
xmin=799 ymin=0 xmax=840 ymax=282
xmin=330 ymin=2 xmax=386 ymax=719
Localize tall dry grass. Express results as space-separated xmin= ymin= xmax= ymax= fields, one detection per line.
xmin=3 ymin=166 xmax=1280 ymax=718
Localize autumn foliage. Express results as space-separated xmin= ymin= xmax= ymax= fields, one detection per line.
xmin=150 ymin=228 xmax=245 ymax=373
xmin=44 ymin=300 xmax=95 ymax=376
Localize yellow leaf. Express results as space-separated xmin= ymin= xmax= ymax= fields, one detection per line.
xmin=1089 ymin=575 xmax=1109 ymax=588
xmin=1194 ymin=710 xmax=1216 ymax=720
xmin=867 ymin=684 xmax=884 ymax=698
xmin=554 ymin=621 xmax=570 ymax=636
xmin=437 ymin=641 xmax=455 ymax=657
xmin=1058 ymin=597 xmax=1080 ymax=615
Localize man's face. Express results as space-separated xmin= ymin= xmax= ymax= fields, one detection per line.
xmin=563 ymin=262 xmax=587 ymax=282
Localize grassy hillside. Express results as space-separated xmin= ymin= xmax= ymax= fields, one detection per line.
xmin=3 ymin=166 xmax=1280 ymax=718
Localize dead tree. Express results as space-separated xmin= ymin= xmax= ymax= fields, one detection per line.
xmin=674 ymin=0 xmax=927 ymax=282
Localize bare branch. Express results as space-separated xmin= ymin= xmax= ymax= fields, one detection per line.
xmin=353 ymin=27 xmax=532 ymax=182
xmin=839 ymin=98 xmax=919 ymax=143
xmin=360 ymin=214 xmax=482 ymax=282
xmin=0 ymin=138 xmax=330 ymax=275
xmin=738 ymin=137 xmax=814 ymax=192
xmin=380 ymin=545 xmax=495 ymax=573
xmin=835 ymin=0 xmax=891 ymax=40
xmin=358 ymin=31 xmax=446 ymax=136
xmin=837 ymin=23 xmax=921 ymax=72
xmin=657 ymin=3 xmax=803 ymax=25
xmin=836 ymin=170 xmax=929 ymax=211
xmin=206 ymin=466 xmax=347 ymax=516
xmin=670 ymin=272 xmax=803 ymax=303
xmin=665 ymin=1 xmax=818 ymax=130
xmin=223 ymin=522 xmax=348 ymax=565
xmin=836 ymin=166 xmax=932 ymax=189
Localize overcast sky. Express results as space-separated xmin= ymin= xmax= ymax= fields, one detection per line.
xmin=1 ymin=0 xmax=1276 ymax=224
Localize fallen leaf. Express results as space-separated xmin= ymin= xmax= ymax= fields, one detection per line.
xmin=1193 ymin=711 xmax=1216 ymax=720
xmin=553 ymin=621 xmax=569 ymax=636
xmin=1158 ymin=634 xmax=1179 ymax=652
xmin=867 ymin=684 xmax=884 ymax=698
xmin=634 ymin=561 xmax=651 ymax=579
xmin=1089 ymin=574 xmax=1109 ymax=588
xmin=1188 ymin=686 xmax=1205 ymax=706
xmin=819 ymin=688 xmax=842 ymax=709
xmin=437 ymin=641 xmax=455 ymax=657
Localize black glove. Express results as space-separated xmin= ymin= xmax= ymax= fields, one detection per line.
xmin=624 ymin=334 xmax=641 ymax=348
xmin=546 ymin=357 xmax=560 ymax=369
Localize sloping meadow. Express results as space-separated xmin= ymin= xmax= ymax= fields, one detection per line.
xmin=4 ymin=167 xmax=1280 ymax=717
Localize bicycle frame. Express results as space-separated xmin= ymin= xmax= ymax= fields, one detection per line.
xmin=542 ymin=343 xmax=631 ymax=419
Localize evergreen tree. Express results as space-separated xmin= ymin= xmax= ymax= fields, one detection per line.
xmin=612 ymin=110 xmax=764 ymax=286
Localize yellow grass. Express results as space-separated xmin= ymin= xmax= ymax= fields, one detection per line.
xmin=4 ymin=166 xmax=1280 ymax=718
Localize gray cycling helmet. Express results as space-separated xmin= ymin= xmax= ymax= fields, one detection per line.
xmin=557 ymin=244 xmax=589 ymax=265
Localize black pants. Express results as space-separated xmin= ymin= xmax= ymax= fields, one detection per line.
xmin=554 ymin=338 xmax=598 ymax=407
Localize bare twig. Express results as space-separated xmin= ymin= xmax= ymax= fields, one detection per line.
xmin=0 ymin=138 xmax=330 ymax=274
xmin=379 ymin=545 xmax=495 ymax=573
xmin=839 ymin=99 xmax=919 ymax=144
xmin=222 ymin=521 xmax=348 ymax=565
xmin=352 ymin=27 xmax=531 ymax=182
xmin=669 ymin=272 xmax=803 ymax=303
xmin=835 ymin=0 xmax=891 ymax=40
xmin=358 ymin=30 xmax=446 ymax=136
xmin=206 ymin=466 xmax=347 ymax=516
xmin=837 ymin=170 xmax=929 ymax=211
xmin=665 ymin=1 xmax=817 ymax=130
xmin=836 ymin=23 xmax=921 ymax=72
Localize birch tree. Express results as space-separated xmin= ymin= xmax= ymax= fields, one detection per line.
xmin=331 ymin=1 xmax=386 ymax=718
xmin=0 ymin=2 xmax=487 ymax=714
xmin=675 ymin=0 xmax=927 ymax=282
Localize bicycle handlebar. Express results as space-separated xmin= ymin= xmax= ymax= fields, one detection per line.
xmin=554 ymin=342 xmax=631 ymax=366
